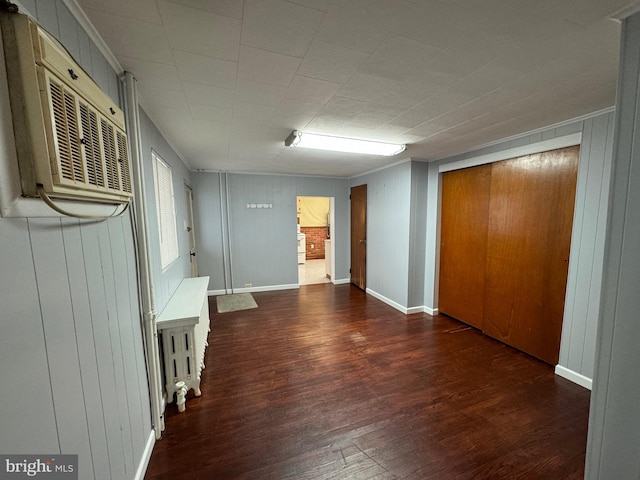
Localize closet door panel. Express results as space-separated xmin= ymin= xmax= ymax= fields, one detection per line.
xmin=439 ymin=164 xmax=492 ymax=329
xmin=482 ymin=146 xmax=579 ymax=364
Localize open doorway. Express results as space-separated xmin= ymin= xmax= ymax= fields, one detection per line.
xmin=297 ymin=196 xmax=334 ymax=285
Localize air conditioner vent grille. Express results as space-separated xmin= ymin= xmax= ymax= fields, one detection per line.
xmin=64 ymin=90 xmax=83 ymax=183
xmin=79 ymin=102 xmax=105 ymax=188
xmin=49 ymin=80 xmax=73 ymax=181
xmin=101 ymin=118 xmax=119 ymax=191
xmin=117 ymin=131 xmax=132 ymax=194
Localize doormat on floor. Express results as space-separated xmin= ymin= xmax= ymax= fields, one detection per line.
xmin=216 ymin=293 xmax=258 ymax=313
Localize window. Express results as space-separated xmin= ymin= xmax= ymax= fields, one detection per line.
xmin=152 ymin=151 xmax=179 ymax=269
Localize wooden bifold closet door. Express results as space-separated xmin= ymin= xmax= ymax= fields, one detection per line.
xmin=438 ymin=146 xmax=579 ymax=364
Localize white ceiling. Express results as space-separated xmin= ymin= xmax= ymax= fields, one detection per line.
xmin=75 ymin=0 xmax=634 ymax=177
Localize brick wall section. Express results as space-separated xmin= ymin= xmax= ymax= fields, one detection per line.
xmin=301 ymin=227 xmax=328 ymax=259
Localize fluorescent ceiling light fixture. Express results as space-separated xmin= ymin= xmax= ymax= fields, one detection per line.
xmin=285 ymin=131 xmax=405 ymax=156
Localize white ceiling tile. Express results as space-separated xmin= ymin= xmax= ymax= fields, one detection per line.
xmin=139 ymin=86 xmax=189 ymax=110
xmin=285 ymin=76 xmax=342 ymax=104
xmin=78 ymin=0 xmax=625 ymax=176
xmin=78 ymin=0 xmax=163 ymax=24
xmin=193 ymin=119 xmax=232 ymax=142
xmin=238 ymin=46 xmax=301 ymax=87
xmin=314 ymin=0 xmax=392 ymax=53
xmin=234 ymin=102 xmax=277 ymax=121
xmin=396 ymin=1 xmax=478 ymax=50
xmin=358 ymin=36 xmax=443 ymax=81
xmin=297 ymin=41 xmax=370 ymax=84
xmin=158 ymin=1 xmax=241 ymax=61
xmin=175 ymin=52 xmax=237 ymax=89
xmin=183 ymin=82 xmax=236 ymax=108
xmin=275 ymin=99 xmax=325 ymax=117
xmin=82 ymin=8 xmax=173 ymax=64
xmin=189 ymin=103 xmax=233 ymax=122
xmin=448 ymin=63 xmax=524 ymax=99
xmin=241 ymin=0 xmax=324 ymax=57
xmin=317 ymin=97 xmax=373 ymax=120
xmin=304 ymin=115 xmax=350 ymax=133
xmin=120 ymin=56 xmax=183 ymax=90
xmin=234 ymin=78 xmax=287 ymax=106
xmin=165 ymin=0 xmax=245 ymax=19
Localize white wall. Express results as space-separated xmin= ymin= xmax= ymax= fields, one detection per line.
xmin=191 ymin=172 xmax=350 ymax=292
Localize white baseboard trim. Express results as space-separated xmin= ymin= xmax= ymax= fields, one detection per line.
xmin=406 ymin=306 xmax=425 ymax=315
xmin=333 ymin=278 xmax=351 ymax=285
xmin=366 ymin=288 xmax=409 ymax=314
xmin=424 ymin=306 xmax=439 ymax=315
xmin=134 ymin=430 xmax=156 ymax=480
xmin=208 ymin=289 xmax=226 ymax=296
xmin=554 ymin=365 xmax=592 ymax=390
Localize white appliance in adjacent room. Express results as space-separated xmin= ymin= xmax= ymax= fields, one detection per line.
xmin=297 ymin=233 xmax=306 ymax=264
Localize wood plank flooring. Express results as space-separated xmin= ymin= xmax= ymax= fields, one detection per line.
xmin=145 ymin=284 xmax=590 ymax=480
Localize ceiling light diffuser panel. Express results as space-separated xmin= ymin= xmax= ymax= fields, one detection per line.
xmin=285 ymin=131 xmax=406 ymax=156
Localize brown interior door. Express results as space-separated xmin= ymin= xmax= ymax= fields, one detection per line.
xmin=439 ymin=164 xmax=492 ymax=329
xmin=482 ymin=146 xmax=579 ymax=364
xmin=350 ymin=184 xmax=367 ymax=290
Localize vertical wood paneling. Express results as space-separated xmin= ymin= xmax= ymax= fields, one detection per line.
xmin=408 ymin=161 xmax=428 ymax=307
xmin=60 ymin=219 xmax=109 ymax=480
xmin=28 ymin=219 xmax=93 ymax=469
xmin=80 ymin=222 xmax=124 ymax=480
xmin=35 ymin=0 xmax=59 ymax=38
xmin=98 ymin=221 xmax=134 ymax=476
xmin=227 ymin=173 xmax=298 ymax=288
xmin=55 ymin=1 xmax=80 ymax=61
xmin=122 ymin=215 xmax=152 ymax=436
xmin=583 ymin=114 xmax=614 ymax=376
xmin=560 ymin=113 xmax=614 ymax=376
xmin=89 ymin=43 xmax=112 ymax=100
xmin=0 ymin=219 xmax=59 ymax=453
xmin=108 ymin=217 xmax=145 ymax=468
xmin=77 ymin=29 xmax=93 ymax=75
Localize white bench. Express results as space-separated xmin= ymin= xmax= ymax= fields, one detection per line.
xmin=156 ymin=276 xmax=210 ymax=412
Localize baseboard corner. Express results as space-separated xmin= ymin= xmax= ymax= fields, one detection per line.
xmin=554 ymin=364 xmax=592 ymax=390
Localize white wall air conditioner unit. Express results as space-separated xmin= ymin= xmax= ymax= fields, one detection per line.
xmin=0 ymin=12 xmax=132 ymax=204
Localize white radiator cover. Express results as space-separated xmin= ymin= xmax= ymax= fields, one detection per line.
xmin=156 ymin=277 xmax=210 ymax=412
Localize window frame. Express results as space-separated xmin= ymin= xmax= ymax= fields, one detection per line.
xmin=151 ymin=150 xmax=179 ymax=270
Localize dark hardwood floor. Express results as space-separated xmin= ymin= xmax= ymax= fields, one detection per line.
xmin=145 ymin=284 xmax=590 ymax=480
